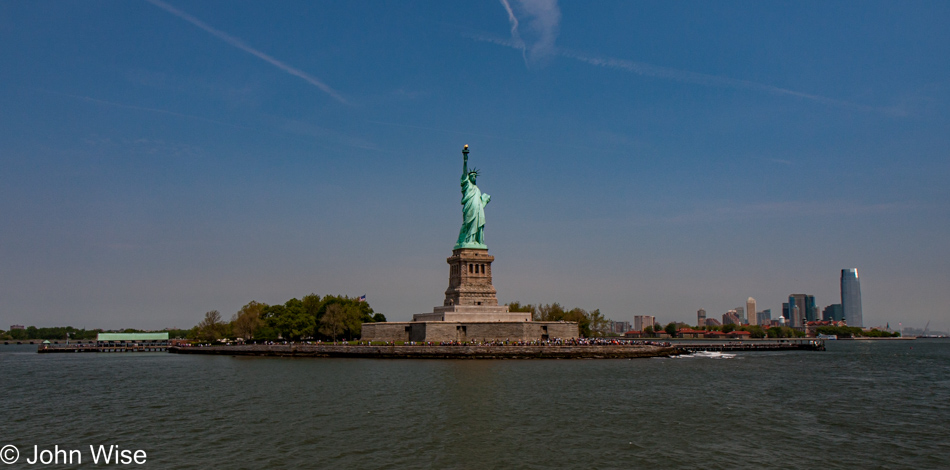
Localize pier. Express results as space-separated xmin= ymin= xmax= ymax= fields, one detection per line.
xmin=38 ymin=343 xmax=169 ymax=353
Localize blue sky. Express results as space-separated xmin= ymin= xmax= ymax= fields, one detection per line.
xmin=1 ymin=0 xmax=948 ymax=330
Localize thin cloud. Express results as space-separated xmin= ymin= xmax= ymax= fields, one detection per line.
xmin=144 ymin=0 xmax=347 ymax=104
xmin=500 ymin=0 xmax=560 ymax=64
xmin=498 ymin=0 xmax=527 ymax=64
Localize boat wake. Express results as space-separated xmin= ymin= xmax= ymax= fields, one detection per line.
xmin=677 ymin=351 xmax=736 ymax=359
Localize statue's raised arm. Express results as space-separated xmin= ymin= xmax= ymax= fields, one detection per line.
xmin=454 ymin=145 xmax=490 ymax=250
xmin=461 ymin=145 xmax=469 ymax=180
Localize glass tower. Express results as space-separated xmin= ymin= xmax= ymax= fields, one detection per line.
xmin=841 ymin=268 xmax=863 ymax=327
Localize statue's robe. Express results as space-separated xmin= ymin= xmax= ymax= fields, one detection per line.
xmin=456 ymin=174 xmax=489 ymax=248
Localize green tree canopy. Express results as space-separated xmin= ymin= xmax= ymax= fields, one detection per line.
xmin=664 ymin=322 xmax=677 ymax=337
xmin=232 ymin=300 xmax=266 ymax=340
xmin=261 ymin=299 xmax=314 ymax=341
xmin=197 ymin=310 xmax=225 ymax=342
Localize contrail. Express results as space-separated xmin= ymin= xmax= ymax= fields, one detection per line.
xmin=499 ymin=0 xmax=527 ymax=64
xmin=558 ymin=48 xmax=872 ymax=111
xmin=469 ymin=30 xmax=876 ymax=111
xmin=144 ymin=0 xmax=347 ymax=104
xmin=40 ymin=89 xmax=250 ymax=129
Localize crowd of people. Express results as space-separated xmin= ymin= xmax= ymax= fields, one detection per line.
xmin=373 ymin=338 xmax=672 ymax=347
xmin=194 ymin=338 xmax=673 ymax=347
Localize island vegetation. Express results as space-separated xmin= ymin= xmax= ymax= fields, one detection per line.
xmin=815 ymin=325 xmax=900 ymax=338
xmin=507 ymin=302 xmax=609 ymax=337
xmin=193 ymin=294 xmax=385 ymax=343
xmin=0 ymin=293 xmax=384 ymax=343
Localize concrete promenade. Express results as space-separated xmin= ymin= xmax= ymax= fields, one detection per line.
xmin=168 ymin=343 xmax=681 ymax=359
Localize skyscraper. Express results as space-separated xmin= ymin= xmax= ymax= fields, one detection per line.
xmin=633 ymin=315 xmax=655 ymax=332
xmin=787 ymin=294 xmax=817 ymax=328
xmin=841 ymin=268 xmax=863 ymax=327
xmin=746 ymin=297 xmax=757 ymax=326
xmin=697 ymin=308 xmax=706 ymax=327
xmin=723 ymin=310 xmax=741 ymax=325
xmin=823 ymin=304 xmax=843 ymax=322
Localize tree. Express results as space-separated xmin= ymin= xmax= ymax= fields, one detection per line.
xmin=508 ymin=301 xmax=536 ymax=315
xmin=533 ymin=303 xmax=600 ymax=337
xmin=722 ymin=323 xmax=737 ymax=333
xmin=197 ymin=310 xmax=225 ymax=342
xmin=262 ymin=299 xmax=314 ymax=341
xmin=664 ymin=322 xmax=677 ymax=337
xmin=643 ymin=325 xmax=654 ymax=336
xmin=318 ymin=303 xmax=345 ymax=341
xmin=588 ymin=309 xmax=609 ymax=337
xmin=372 ymin=313 xmax=387 ymax=322
xmin=741 ymin=325 xmax=766 ymax=338
xmin=315 ymin=295 xmax=377 ymax=340
xmin=231 ymin=301 xmax=266 ymax=340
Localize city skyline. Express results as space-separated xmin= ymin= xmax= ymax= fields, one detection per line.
xmin=1 ymin=1 xmax=948 ymax=330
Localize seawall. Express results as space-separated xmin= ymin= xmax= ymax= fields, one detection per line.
xmin=168 ymin=344 xmax=681 ymax=359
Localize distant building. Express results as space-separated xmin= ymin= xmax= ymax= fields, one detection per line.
xmin=697 ymin=308 xmax=706 ymax=327
xmin=677 ymin=328 xmax=706 ymax=339
xmin=788 ymin=294 xmax=817 ymax=328
xmin=633 ymin=315 xmax=655 ymax=332
xmin=9 ymin=325 xmax=25 ymax=330
xmin=704 ymin=318 xmax=722 ymax=327
xmin=96 ymin=332 xmax=169 ymax=346
xmin=782 ymin=302 xmax=790 ymax=322
xmin=723 ymin=310 xmax=741 ymax=325
xmin=755 ymin=309 xmax=771 ymax=325
xmin=746 ymin=297 xmax=757 ymax=326
xmin=822 ymin=304 xmax=843 ymax=322
xmin=841 ymin=268 xmax=863 ymax=327
xmin=608 ymin=320 xmax=631 ymax=335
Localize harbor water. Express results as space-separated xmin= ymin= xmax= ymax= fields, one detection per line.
xmin=1 ymin=339 xmax=948 ymax=469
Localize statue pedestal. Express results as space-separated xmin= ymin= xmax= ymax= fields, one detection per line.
xmin=441 ymin=248 xmax=498 ymax=307
xmin=413 ymin=305 xmax=530 ymax=322
xmin=411 ymin=247 xmax=526 ymax=322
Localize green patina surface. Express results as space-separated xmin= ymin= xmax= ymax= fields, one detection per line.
xmin=454 ymin=145 xmax=490 ymax=250
xmin=97 ymin=332 xmax=169 ymax=341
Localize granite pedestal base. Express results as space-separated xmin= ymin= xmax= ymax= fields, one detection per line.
xmin=361 ymin=321 xmax=578 ymax=343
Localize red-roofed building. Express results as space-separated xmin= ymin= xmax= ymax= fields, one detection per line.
xmin=727 ymin=330 xmax=752 ymax=339
xmin=677 ymin=328 xmax=706 ymax=339
xmin=623 ymin=331 xmax=645 ymax=339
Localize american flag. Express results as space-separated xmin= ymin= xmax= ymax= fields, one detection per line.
xmin=357 ymin=295 xmax=366 ymax=302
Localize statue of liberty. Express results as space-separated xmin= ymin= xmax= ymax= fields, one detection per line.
xmin=455 ymin=145 xmax=490 ymax=249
